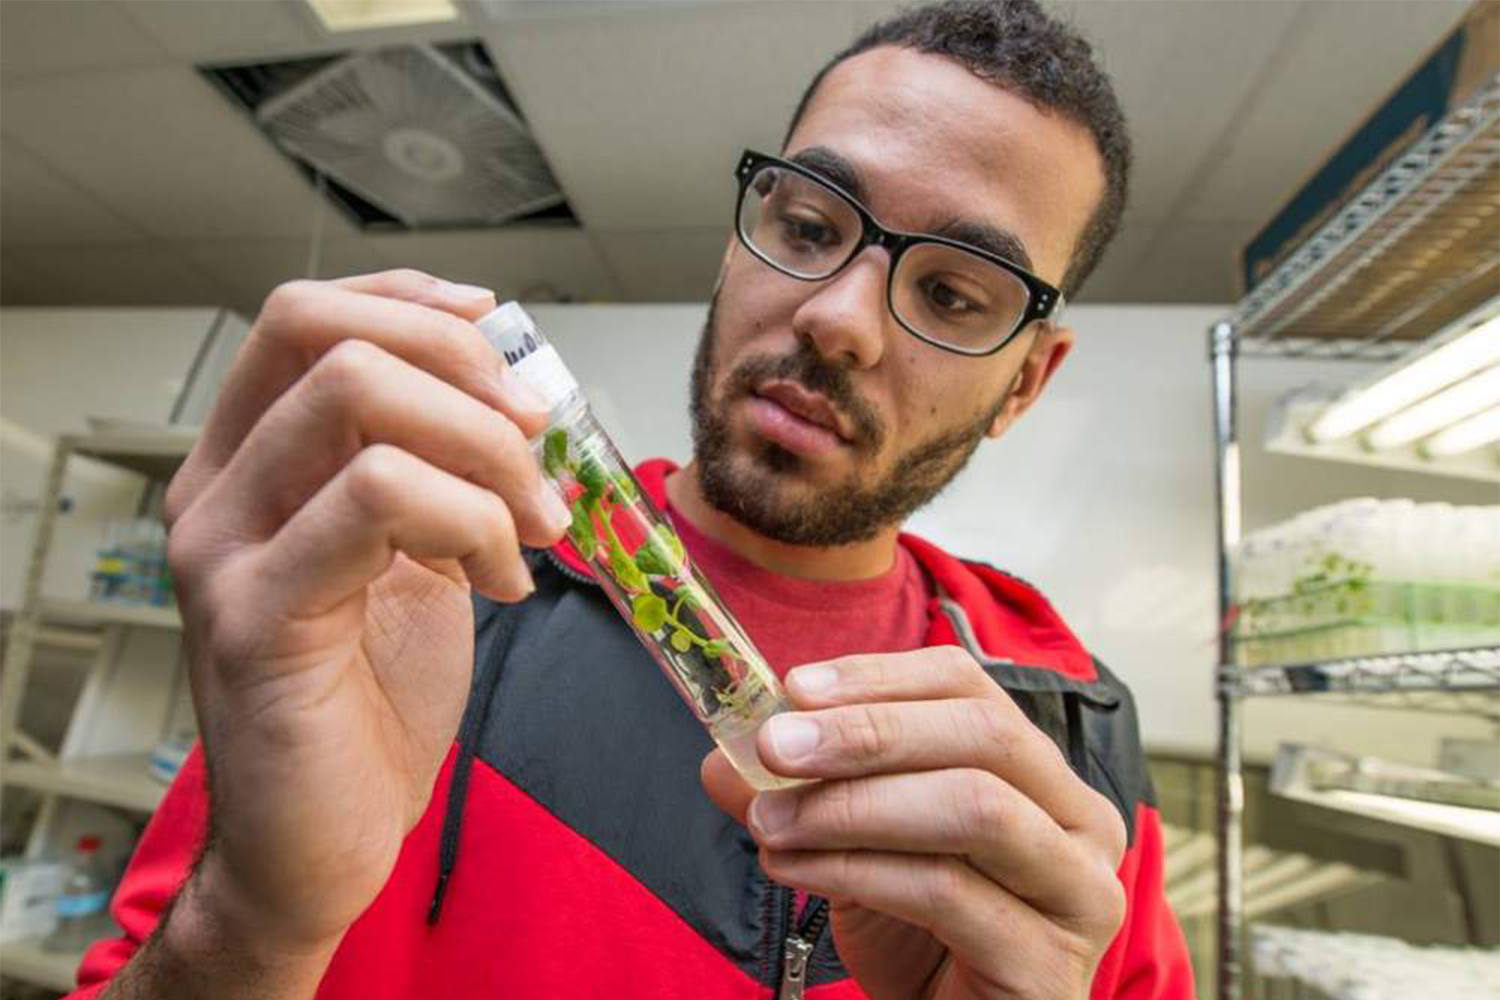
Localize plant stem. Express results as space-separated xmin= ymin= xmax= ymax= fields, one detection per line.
xmin=663 ymin=607 xmax=710 ymax=648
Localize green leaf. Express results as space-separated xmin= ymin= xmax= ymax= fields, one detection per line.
xmin=634 ymin=547 xmax=669 ymax=577
xmin=543 ymin=429 xmax=570 ymax=478
xmin=577 ymin=455 xmax=609 ymax=501
xmin=631 ymin=593 xmax=667 ymax=632
xmin=660 ymin=527 xmax=685 ymax=564
xmin=567 ymin=500 xmax=596 ymax=557
xmin=634 ymin=536 xmax=674 ymax=576
xmin=608 ymin=535 xmax=648 ymax=593
xmin=635 ymin=526 xmax=687 ymax=577
xmin=611 ymin=473 xmax=639 ymax=503
xmin=670 ymin=629 xmax=693 ymax=652
xmin=703 ymin=638 xmax=729 ymax=660
xmin=672 ymin=583 xmax=702 ymax=610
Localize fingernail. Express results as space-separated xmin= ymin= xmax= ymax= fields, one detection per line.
xmin=507 ymin=562 xmax=536 ymax=601
xmin=767 ymin=715 xmax=820 ymax=762
xmin=438 ymin=280 xmax=495 ymax=302
xmin=496 ymin=364 xmax=548 ymax=414
xmin=750 ymin=791 xmax=797 ymax=836
xmin=539 ymin=483 xmax=572 ymax=535
xmin=791 ymin=664 xmax=836 ymax=696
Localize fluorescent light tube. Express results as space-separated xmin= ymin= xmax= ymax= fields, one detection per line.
xmin=308 ymin=0 xmax=458 ymax=32
xmin=1307 ymin=313 xmax=1500 ymax=442
xmin=1364 ymin=365 xmax=1500 ymax=450
xmin=1421 ymin=406 xmax=1500 ymax=458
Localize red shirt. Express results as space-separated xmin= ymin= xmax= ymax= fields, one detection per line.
xmin=668 ymin=503 xmax=932 ymax=682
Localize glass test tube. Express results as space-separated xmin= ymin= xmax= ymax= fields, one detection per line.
xmin=476 ymin=303 xmax=805 ymax=791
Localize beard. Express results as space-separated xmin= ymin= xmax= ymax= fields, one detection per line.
xmin=688 ymin=294 xmax=1010 ymax=547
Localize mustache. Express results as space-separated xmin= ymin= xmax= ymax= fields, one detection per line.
xmin=722 ymin=342 xmax=885 ymax=449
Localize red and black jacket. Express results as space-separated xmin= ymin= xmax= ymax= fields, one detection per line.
xmin=68 ymin=460 xmax=1195 ymax=999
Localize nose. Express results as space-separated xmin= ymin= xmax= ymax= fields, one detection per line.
xmin=789 ymin=245 xmax=890 ymax=370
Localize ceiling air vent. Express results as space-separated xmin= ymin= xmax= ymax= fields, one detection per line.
xmin=201 ymin=43 xmax=574 ymax=230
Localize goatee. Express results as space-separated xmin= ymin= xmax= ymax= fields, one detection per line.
xmin=688 ymin=295 xmax=1009 ymax=546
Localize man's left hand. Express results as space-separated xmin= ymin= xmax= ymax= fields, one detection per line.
xmin=700 ymin=647 xmax=1127 ymax=1000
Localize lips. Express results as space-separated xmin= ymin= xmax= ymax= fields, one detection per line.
xmin=754 ymin=382 xmax=852 ymax=442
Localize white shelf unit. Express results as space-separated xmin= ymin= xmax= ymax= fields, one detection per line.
xmin=1208 ymin=74 xmax=1500 ymax=1000
xmin=1162 ymin=823 xmax=1384 ymax=925
xmin=0 ymin=428 xmax=195 ymax=994
xmin=37 ymin=596 xmax=182 ymax=631
xmin=0 ymin=938 xmax=86 ymax=992
xmin=1276 ymin=782 xmax=1500 ymax=849
xmin=4 ymin=753 xmax=168 ymax=815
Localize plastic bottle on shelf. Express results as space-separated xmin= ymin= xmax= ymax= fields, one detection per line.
xmin=89 ymin=519 xmax=126 ymax=602
xmin=145 ymin=519 xmax=171 ymax=606
xmin=42 ymin=835 xmax=112 ymax=953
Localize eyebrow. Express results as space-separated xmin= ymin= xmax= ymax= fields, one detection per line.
xmin=788 ymin=145 xmax=869 ymax=204
xmin=931 ymin=218 xmax=1035 ymax=275
xmin=787 ymin=145 xmax=1036 ymax=275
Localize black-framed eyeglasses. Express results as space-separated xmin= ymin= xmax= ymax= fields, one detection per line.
xmin=733 ymin=149 xmax=1065 ymax=357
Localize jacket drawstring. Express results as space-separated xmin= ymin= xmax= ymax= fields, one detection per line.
xmin=428 ymin=597 xmax=520 ymax=925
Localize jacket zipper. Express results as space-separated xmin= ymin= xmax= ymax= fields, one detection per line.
xmin=776 ymin=890 xmax=830 ymax=1000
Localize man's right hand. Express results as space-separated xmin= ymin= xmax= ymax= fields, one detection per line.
xmin=148 ymin=271 xmax=571 ymax=986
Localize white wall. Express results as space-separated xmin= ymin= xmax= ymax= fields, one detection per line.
xmin=529 ymin=303 xmax=1497 ymax=763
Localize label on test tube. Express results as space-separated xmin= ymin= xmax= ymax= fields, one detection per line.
xmin=475 ymin=303 xmax=581 ymax=413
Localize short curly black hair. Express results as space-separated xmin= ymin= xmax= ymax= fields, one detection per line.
xmin=785 ymin=0 xmax=1131 ymax=301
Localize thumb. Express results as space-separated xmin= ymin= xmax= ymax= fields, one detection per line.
xmin=700 ymin=749 xmax=755 ymax=825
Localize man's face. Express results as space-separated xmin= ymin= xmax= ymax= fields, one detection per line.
xmin=691 ymin=46 xmax=1105 ymax=547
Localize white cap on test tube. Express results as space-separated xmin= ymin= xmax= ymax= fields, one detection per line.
xmin=474 ymin=302 xmax=582 ymax=415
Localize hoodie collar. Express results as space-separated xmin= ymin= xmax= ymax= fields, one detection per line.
xmin=549 ymin=458 xmax=1104 ymax=691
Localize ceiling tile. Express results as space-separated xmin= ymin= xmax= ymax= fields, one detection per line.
xmin=1067 ymin=216 xmax=1161 ymax=305
xmin=0 ymin=0 xmax=1472 ymax=316
xmin=482 ymin=2 xmax=860 ymax=231
xmin=0 ymin=66 xmax=359 ymax=242
xmin=850 ymin=0 xmax=1312 ymax=229
xmin=474 ymin=1 xmax=739 ymax=21
xmin=122 ymin=0 xmax=483 ymax=64
xmin=0 ymin=1 xmax=169 ymax=79
xmin=176 ymin=237 xmax=388 ymax=318
xmin=0 ymin=243 xmax=231 ymax=308
xmin=0 ymin=139 xmax=149 ymax=245
xmin=365 ymin=227 xmax=619 ymax=302
xmin=1112 ymin=221 xmax=1252 ymax=304
xmin=118 ymin=1 xmax=320 ymax=63
xmin=0 ymin=252 xmax=44 ymax=304
xmin=593 ymin=228 xmax=730 ymax=302
xmin=1052 ymin=0 xmax=1308 ymax=223
xmin=1179 ymin=0 xmax=1472 ymax=224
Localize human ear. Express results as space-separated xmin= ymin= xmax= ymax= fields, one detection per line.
xmin=985 ymin=323 xmax=1075 ymax=439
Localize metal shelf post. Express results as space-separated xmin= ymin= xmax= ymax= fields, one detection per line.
xmin=1210 ymin=321 xmax=1243 ymax=1000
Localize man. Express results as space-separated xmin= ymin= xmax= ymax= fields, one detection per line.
xmin=73 ymin=2 xmax=1194 ymax=998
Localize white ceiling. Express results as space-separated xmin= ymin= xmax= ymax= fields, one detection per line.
xmin=0 ymin=0 xmax=1475 ymax=317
